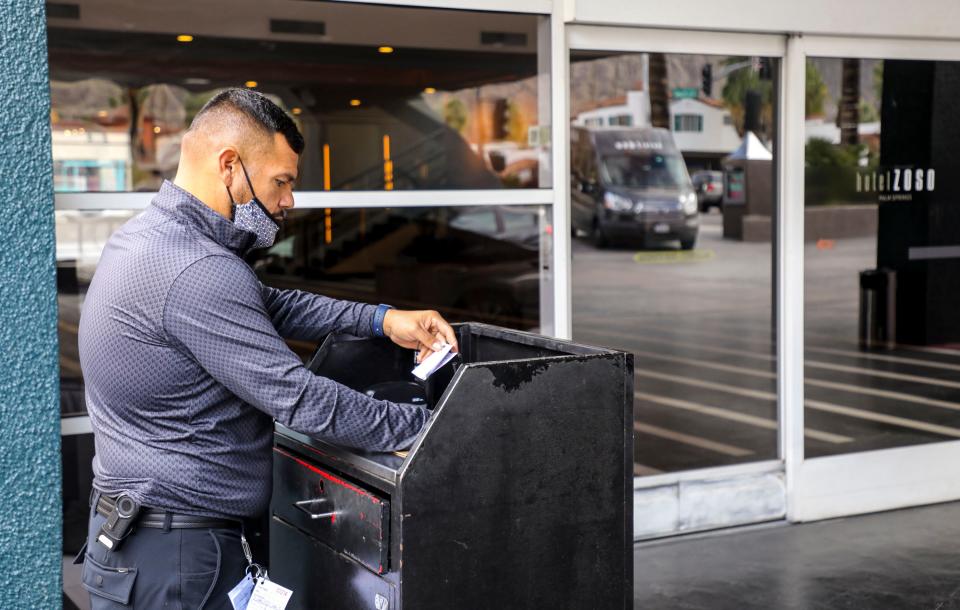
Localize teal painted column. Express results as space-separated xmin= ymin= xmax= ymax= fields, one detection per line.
xmin=0 ymin=0 xmax=62 ymax=606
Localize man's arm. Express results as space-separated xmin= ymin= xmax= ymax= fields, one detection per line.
xmin=260 ymin=283 xmax=376 ymax=341
xmin=164 ymin=256 xmax=427 ymax=452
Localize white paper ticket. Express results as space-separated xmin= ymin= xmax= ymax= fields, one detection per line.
xmin=412 ymin=343 xmax=456 ymax=380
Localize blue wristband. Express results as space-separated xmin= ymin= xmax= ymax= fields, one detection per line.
xmin=373 ymin=304 xmax=393 ymax=338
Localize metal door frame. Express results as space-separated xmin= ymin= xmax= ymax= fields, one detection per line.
xmin=789 ymin=34 xmax=960 ymax=522
xmin=564 ymin=24 xmax=793 ymax=538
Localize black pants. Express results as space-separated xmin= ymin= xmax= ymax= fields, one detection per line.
xmin=81 ymin=492 xmax=248 ymax=609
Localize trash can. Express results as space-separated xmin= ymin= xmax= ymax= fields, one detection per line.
xmin=859 ymin=268 xmax=897 ymax=350
xmin=269 ymin=323 xmax=633 ymax=610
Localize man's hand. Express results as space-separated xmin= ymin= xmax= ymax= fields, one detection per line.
xmin=382 ymin=309 xmax=459 ymax=363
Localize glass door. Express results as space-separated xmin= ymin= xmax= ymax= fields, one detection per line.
xmin=566 ymin=26 xmax=789 ymax=539
xmin=791 ymin=36 xmax=960 ymax=521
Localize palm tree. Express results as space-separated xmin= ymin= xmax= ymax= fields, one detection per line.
xmin=647 ymin=53 xmax=670 ymax=129
xmin=839 ymin=59 xmax=860 ymax=145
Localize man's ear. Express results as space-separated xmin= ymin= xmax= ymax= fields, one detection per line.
xmin=218 ymin=148 xmax=240 ymax=188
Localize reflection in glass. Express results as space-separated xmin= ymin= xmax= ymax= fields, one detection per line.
xmin=599 ymin=152 xmax=690 ymax=189
xmin=56 ymin=210 xmax=138 ymax=416
xmin=46 ymin=1 xmax=549 ymax=191
xmin=570 ymin=51 xmax=779 ymax=476
xmin=55 ymin=205 xmax=543 ymax=415
xmin=247 ymin=206 xmax=544 ymax=361
xmin=804 ymin=57 xmax=960 ymax=457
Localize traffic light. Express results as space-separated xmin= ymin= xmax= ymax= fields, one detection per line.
xmin=759 ymin=57 xmax=772 ymax=80
xmin=492 ymin=98 xmax=510 ymax=140
xmin=701 ymin=64 xmax=713 ymax=97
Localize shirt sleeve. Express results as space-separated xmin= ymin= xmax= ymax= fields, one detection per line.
xmin=163 ymin=255 xmax=426 ymax=452
xmin=260 ymin=283 xmax=377 ymax=341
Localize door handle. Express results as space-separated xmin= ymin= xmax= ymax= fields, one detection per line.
xmin=294 ymin=498 xmax=338 ymax=520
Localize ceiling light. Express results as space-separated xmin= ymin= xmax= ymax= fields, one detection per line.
xmin=378 ymin=46 xmax=394 ymax=54
xmin=97 ymin=110 xmax=108 ymax=118
xmin=245 ymin=81 xmax=258 ymax=88
xmin=292 ymin=107 xmax=302 ymax=115
xmin=153 ymin=126 xmax=161 ymax=134
xmin=423 ymin=87 xmax=437 ymax=94
xmin=176 ymin=34 xmax=194 ymax=43
xmin=350 ymin=99 xmax=361 ymax=107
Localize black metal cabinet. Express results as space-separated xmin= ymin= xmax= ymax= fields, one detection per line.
xmin=270 ymin=323 xmax=633 ymax=609
xmin=271 ymin=516 xmax=396 ymax=610
xmin=273 ymin=446 xmax=390 ymax=574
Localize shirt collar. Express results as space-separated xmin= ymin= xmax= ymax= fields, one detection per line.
xmin=151 ymin=180 xmax=258 ymax=256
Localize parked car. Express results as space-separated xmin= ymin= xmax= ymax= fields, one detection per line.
xmin=571 ymin=126 xmax=699 ymax=249
xmin=692 ymin=170 xmax=724 ymax=212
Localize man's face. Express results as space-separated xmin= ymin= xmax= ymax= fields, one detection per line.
xmin=246 ymin=132 xmax=299 ymax=220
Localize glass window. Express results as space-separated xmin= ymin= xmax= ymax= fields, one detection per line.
xmin=47 ymin=1 xmax=550 ymax=192
xmin=55 ymin=204 xmax=545 ymax=413
xmin=57 ymin=211 xmax=138 ymax=416
xmin=571 ymin=51 xmax=780 ymax=476
xmin=674 ymin=114 xmax=704 ymax=132
xmin=804 ymin=57 xmax=960 ymax=458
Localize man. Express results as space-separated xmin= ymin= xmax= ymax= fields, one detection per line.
xmin=77 ymin=88 xmax=457 ymax=609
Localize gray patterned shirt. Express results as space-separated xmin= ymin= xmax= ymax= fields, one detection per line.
xmin=79 ymin=181 xmax=428 ymax=519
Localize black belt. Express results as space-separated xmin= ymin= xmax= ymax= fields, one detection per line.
xmin=96 ymin=494 xmax=241 ymax=530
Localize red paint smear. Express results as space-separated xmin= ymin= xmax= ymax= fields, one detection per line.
xmin=274 ymin=447 xmax=382 ymax=504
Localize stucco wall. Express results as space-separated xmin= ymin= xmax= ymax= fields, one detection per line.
xmin=0 ymin=0 xmax=62 ymax=605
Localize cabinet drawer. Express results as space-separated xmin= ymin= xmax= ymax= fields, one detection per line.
xmin=270 ymin=516 xmax=396 ymax=610
xmin=272 ymin=447 xmax=390 ymax=574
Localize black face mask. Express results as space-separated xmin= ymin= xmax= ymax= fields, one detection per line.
xmin=226 ymin=158 xmax=280 ymax=250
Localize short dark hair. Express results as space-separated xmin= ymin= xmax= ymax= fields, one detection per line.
xmin=192 ymin=88 xmax=304 ymax=155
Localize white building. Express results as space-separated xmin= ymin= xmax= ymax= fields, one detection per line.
xmin=573 ymin=90 xmax=741 ymax=168
xmin=669 ymin=97 xmax=742 ymax=156
xmin=572 ymin=90 xmax=650 ymax=129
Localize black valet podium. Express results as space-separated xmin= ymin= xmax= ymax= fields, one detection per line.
xmin=270 ymin=323 xmax=633 ymax=609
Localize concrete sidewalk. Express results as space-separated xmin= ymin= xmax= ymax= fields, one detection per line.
xmin=66 ymin=500 xmax=960 ymax=609
xmin=635 ymin=501 xmax=960 ymax=609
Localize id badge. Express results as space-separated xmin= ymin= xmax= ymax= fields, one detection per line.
xmin=228 ymin=574 xmax=257 ymax=610
xmin=247 ymin=576 xmax=293 ymax=610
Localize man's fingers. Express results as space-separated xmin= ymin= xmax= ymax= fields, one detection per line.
xmin=426 ymin=312 xmax=458 ymax=353
xmin=417 ymin=344 xmax=431 ymax=364
xmin=414 ymin=325 xmax=442 ymax=352
xmin=438 ymin=325 xmax=458 ymax=352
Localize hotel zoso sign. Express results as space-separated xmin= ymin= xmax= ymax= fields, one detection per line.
xmin=857 ymin=167 xmax=935 ymax=202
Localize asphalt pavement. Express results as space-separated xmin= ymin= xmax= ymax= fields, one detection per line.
xmin=572 ymin=212 xmax=960 ymax=474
